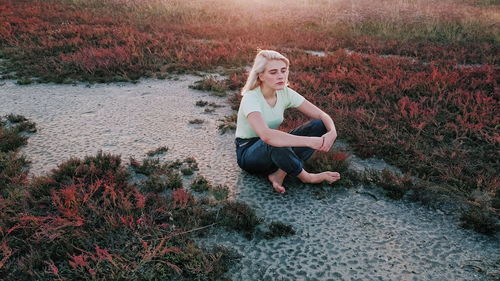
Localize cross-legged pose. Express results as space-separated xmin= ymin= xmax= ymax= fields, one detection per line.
xmin=235 ymin=50 xmax=341 ymax=193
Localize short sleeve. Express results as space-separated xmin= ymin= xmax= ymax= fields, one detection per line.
xmin=286 ymin=87 xmax=305 ymax=108
xmin=240 ymin=93 xmax=262 ymax=117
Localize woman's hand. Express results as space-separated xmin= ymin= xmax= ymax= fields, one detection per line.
xmin=309 ymin=137 xmax=324 ymax=150
xmin=319 ymin=131 xmax=337 ymax=152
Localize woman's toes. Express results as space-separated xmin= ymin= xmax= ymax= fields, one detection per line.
xmin=326 ymin=173 xmax=340 ymax=183
xmin=273 ymin=184 xmax=286 ymax=193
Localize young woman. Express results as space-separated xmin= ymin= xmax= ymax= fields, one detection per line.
xmin=235 ymin=50 xmax=341 ymax=193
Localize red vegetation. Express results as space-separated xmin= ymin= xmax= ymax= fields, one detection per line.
xmin=0 ymin=152 xmax=232 ymax=280
xmin=0 ymin=0 xmax=253 ymax=82
xmin=0 ymin=0 xmax=498 ymax=83
xmin=172 ymin=188 xmax=192 ymax=209
xmin=283 ymin=51 xmax=498 ymax=194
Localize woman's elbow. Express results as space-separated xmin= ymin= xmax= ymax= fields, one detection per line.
xmin=319 ymin=111 xmax=330 ymax=120
xmin=260 ymin=134 xmax=272 ymax=145
xmin=258 ymin=130 xmax=273 ymax=145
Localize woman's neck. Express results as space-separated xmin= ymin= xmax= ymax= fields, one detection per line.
xmin=260 ymin=84 xmax=276 ymax=99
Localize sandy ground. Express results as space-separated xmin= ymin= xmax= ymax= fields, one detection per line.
xmin=0 ymin=77 xmax=498 ymax=280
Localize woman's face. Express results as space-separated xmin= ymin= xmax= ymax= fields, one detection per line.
xmin=258 ymin=59 xmax=288 ymax=91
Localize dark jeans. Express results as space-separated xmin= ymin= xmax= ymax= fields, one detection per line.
xmin=235 ymin=120 xmax=327 ymax=177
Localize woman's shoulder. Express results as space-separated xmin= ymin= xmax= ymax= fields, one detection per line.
xmin=281 ymin=86 xmax=305 ymax=107
xmin=280 ymin=86 xmax=301 ymax=98
xmin=241 ymin=88 xmax=261 ymax=100
xmin=243 ymin=87 xmax=260 ymax=96
xmin=283 ymin=86 xmax=298 ymax=94
xmin=240 ymin=90 xmax=262 ymax=109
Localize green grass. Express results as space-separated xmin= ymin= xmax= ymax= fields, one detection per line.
xmin=15 ymin=78 xmax=33 ymax=85
xmin=191 ymin=175 xmax=212 ymax=192
xmin=181 ymin=167 xmax=194 ymax=175
xmin=211 ymin=184 xmax=229 ymax=201
xmin=460 ymin=206 xmax=500 ymax=235
xmin=219 ymin=201 xmax=260 ymax=239
xmin=217 ymin=114 xmax=237 ymax=134
xmin=146 ymin=146 xmax=169 ymax=157
xmin=0 ymin=115 xmax=37 ymax=153
xmin=263 ymin=221 xmax=296 ymax=239
xmin=345 ymin=17 xmax=498 ymax=44
xmin=196 ymin=100 xmax=209 ymax=107
xmin=189 ymin=76 xmax=229 ymax=96
xmin=189 ymin=118 xmax=204 ymax=124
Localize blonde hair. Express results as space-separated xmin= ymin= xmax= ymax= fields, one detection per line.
xmin=241 ymin=49 xmax=290 ymax=95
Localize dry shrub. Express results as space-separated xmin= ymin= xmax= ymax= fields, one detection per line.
xmin=219 ymin=201 xmax=259 ymax=239
xmin=263 ymin=221 xmax=296 ymax=240
xmin=0 ymin=115 xmax=35 ymax=197
xmin=460 ymin=206 xmax=499 ymax=235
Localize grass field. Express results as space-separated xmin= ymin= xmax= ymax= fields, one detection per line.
xmin=0 ymin=0 xmax=499 ymax=279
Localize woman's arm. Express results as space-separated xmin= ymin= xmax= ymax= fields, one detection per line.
xmin=296 ymin=100 xmax=337 ymax=151
xmin=247 ymin=111 xmax=323 ymax=149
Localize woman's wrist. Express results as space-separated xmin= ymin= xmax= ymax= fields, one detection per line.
xmin=310 ymin=136 xmax=323 ymax=149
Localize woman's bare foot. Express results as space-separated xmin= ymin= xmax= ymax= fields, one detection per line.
xmin=297 ymin=170 xmax=340 ymax=184
xmin=268 ymin=169 xmax=287 ymax=193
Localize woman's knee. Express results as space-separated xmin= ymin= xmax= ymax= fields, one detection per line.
xmin=238 ymin=155 xmax=275 ymax=174
xmin=268 ymin=146 xmax=303 ymax=176
xmin=268 ymin=146 xmax=298 ymax=164
xmin=310 ymin=119 xmax=327 ymax=135
xmin=269 ymin=145 xmax=294 ymax=155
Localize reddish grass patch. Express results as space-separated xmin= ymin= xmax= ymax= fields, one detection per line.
xmin=0 ymin=0 xmax=254 ymax=82
xmin=0 ymin=150 xmax=248 ymax=280
xmin=0 ymin=0 xmax=498 ymax=84
xmin=284 ymin=51 xmax=498 ymax=197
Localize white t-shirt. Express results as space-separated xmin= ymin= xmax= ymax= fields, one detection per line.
xmin=235 ymin=86 xmax=305 ymax=139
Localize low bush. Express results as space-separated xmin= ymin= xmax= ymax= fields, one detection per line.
xmin=218 ymin=201 xmax=260 ymax=239
xmin=146 ymin=146 xmax=168 ymax=157
xmin=191 ymin=176 xmax=212 ymax=192
xmin=263 ymin=221 xmax=296 ymax=239
xmin=460 ymin=206 xmax=499 ymax=235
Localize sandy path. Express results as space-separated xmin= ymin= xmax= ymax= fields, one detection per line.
xmin=0 ymin=77 xmax=498 ymax=281
xmin=0 ymin=76 xmax=237 ymax=185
